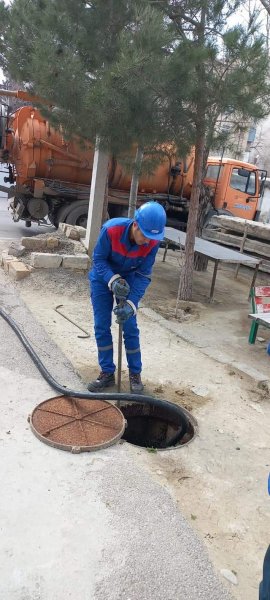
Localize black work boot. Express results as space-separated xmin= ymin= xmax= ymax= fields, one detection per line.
xmin=87 ymin=371 xmax=115 ymax=392
xmin=129 ymin=372 xmax=144 ymax=394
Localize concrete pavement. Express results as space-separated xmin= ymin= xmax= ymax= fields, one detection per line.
xmin=0 ymin=270 xmax=232 ymax=600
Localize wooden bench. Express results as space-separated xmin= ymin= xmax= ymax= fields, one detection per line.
xmin=249 ymin=286 xmax=270 ymax=344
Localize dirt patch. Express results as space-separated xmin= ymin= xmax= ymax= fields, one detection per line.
xmin=145 ymin=297 xmax=204 ymax=322
xmin=149 ymin=381 xmax=210 ymax=413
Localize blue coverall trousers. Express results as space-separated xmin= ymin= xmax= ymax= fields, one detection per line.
xmin=90 ymin=279 xmax=142 ymax=374
xmin=260 ymin=546 xmax=270 ymax=600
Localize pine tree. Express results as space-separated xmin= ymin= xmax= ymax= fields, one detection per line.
xmin=2 ymin=0 xmax=270 ymax=299
xmin=0 ymin=1 xmax=8 ymax=70
xmin=3 ymin=1 xmax=183 ymax=217
xmin=149 ymin=0 xmax=270 ymax=299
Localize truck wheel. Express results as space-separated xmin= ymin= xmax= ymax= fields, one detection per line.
xmin=55 ymin=201 xmax=88 ymax=228
xmin=54 ymin=204 xmax=74 ymax=227
xmin=65 ymin=202 xmax=89 ymax=228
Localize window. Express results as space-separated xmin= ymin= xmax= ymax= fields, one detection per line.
xmin=205 ymin=165 xmax=224 ymax=181
xmin=230 ymin=168 xmax=256 ymax=195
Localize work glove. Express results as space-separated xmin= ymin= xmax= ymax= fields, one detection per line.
xmin=113 ymin=301 xmax=135 ymax=324
xmin=111 ymin=277 xmax=130 ymax=299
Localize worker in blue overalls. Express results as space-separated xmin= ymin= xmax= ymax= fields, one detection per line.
xmin=259 ymin=474 xmax=270 ymax=599
xmin=88 ymin=201 xmax=166 ymax=393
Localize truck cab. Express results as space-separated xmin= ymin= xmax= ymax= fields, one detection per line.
xmin=204 ymin=157 xmax=267 ymax=221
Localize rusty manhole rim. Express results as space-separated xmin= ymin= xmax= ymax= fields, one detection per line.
xmin=29 ymin=395 xmax=126 ymax=453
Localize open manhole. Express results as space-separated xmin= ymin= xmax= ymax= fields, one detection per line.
xmin=120 ymin=401 xmax=196 ymax=449
xmin=29 ymin=395 xmax=125 ymax=452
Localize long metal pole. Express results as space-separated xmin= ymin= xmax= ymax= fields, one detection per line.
xmin=117 ymin=323 xmax=123 ymax=394
xmin=116 ymin=298 xmax=125 ymax=406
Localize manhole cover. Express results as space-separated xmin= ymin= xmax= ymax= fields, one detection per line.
xmin=29 ymin=395 xmax=125 ymax=452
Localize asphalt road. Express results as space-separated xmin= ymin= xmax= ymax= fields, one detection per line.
xmin=0 ymin=199 xmax=55 ymax=240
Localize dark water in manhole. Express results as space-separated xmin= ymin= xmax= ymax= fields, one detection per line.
xmin=120 ymin=402 xmax=195 ymax=449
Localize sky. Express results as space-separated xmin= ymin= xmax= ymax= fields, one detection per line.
xmin=0 ymin=2 xmax=268 ymax=83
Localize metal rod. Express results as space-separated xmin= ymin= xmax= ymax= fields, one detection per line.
xmin=117 ymin=323 xmax=123 ymax=406
xmin=55 ymin=304 xmax=90 ymax=338
xmin=115 ymin=291 xmax=126 ymax=405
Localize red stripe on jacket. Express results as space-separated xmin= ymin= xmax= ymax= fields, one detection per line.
xmin=107 ymin=225 xmax=158 ymax=258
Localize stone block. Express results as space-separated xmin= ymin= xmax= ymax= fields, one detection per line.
xmin=8 ymin=242 xmax=26 ymax=257
xmin=21 ymin=237 xmax=47 ymax=251
xmin=46 ymin=237 xmax=59 ymax=249
xmin=9 ymin=261 xmax=31 ymax=280
xmin=2 ymin=252 xmax=17 ymax=273
xmin=65 ymin=227 xmax=81 ymax=241
xmin=1 ymin=250 xmax=8 ymax=266
xmin=58 ymin=222 xmax=68 ymax=233
xmin=62 ymin=254 xmax=90 ymax=270
xmin=31 ymin=253 xmax=63 ymax=268
xmin=75 ymin=226 xmax=86 ymax=238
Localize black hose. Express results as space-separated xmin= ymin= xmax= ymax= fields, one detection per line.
xmin=0 ymin=307 xmax=188 ymax=446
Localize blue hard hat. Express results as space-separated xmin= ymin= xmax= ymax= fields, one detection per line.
xmin=135 ymin=201 xmax=166 ymax=241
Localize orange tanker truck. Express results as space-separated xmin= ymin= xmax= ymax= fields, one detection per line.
xmin=0 ymin=89 xmax=267 ymax=229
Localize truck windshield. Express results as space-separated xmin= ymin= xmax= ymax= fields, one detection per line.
xmin=230 ymin=168 xmax=256 ymax=195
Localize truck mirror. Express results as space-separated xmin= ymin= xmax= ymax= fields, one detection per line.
xmin=237 ymin=168 xmax=250 ymax=177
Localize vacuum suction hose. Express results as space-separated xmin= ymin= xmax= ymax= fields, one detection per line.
xmin=0 ymin=307 xmax=189 ymax=447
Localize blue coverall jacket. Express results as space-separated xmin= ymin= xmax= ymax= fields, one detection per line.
xmin=89 ymin=217 xmax=159 ymax=374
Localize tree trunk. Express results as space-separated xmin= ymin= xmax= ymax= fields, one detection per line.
xmin=128 ymin=145 xmax=144 ymax=218
xmin=194 ymin=185 xmax=213 ymax=271
xmin=177 ymin=2 xmax=207 ymax=299
xmin=178 ymin=135 xmax=205 ymax=300
xmin=102 ymin=171 xmax=109 ymax=223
